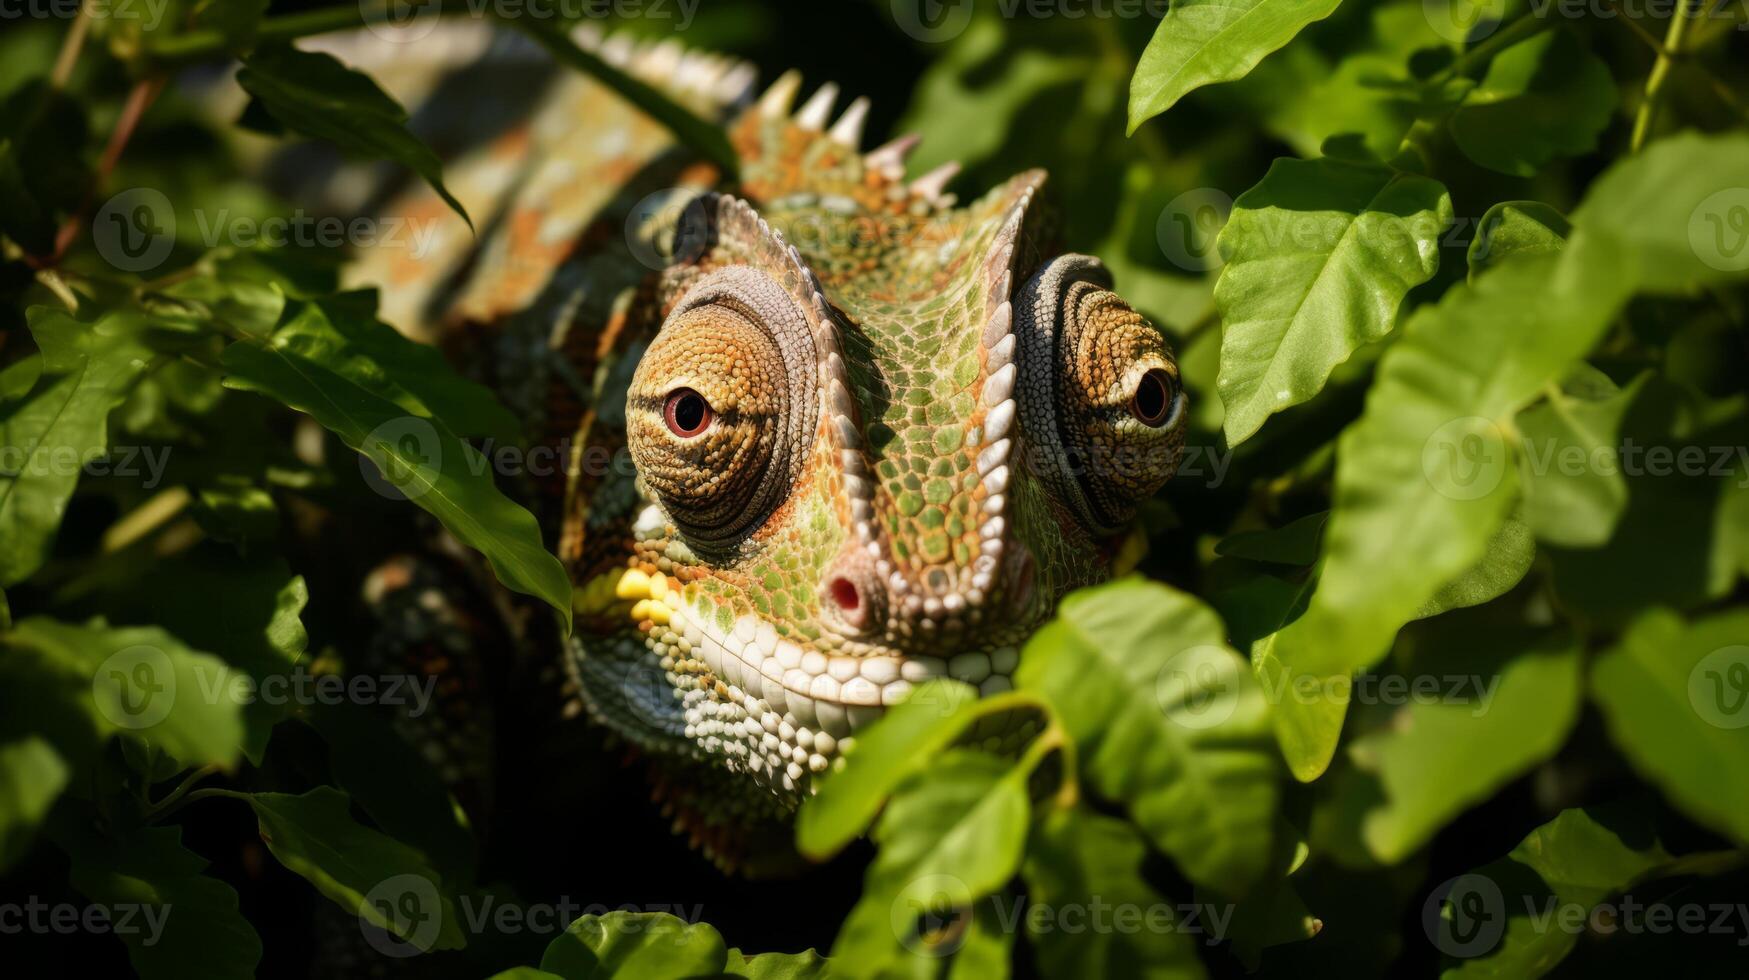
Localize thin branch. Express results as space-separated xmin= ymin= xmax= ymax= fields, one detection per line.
xmin=1630 ymin=0 xmax=1699 ymax=150
xmin=50 ymin=0 xmax=95 ymax=90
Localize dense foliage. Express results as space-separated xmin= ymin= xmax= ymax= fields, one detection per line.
xmin=1 ymin=0 xmax=1747 ymax=977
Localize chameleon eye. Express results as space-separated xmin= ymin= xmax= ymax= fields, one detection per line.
xmin=627 ymin=265 xmax=820 ymax=548
xmin=1130 ymin=368 xmax=1178 ymax=428
xmin=1015 ymin=253 xmax=1187 ymax=532
xmin=663 ymin=388 xmax=714 ymax=438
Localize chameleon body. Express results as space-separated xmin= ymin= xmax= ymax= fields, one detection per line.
xmin=309 ymin=22 xmax=1186 ymax=865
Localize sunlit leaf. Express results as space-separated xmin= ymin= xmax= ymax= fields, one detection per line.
xmin=1129 ymin=0 xmax=1344 ymax=131
xmin=1214 ymin=156 xmax=1451 ymax=445
xmin=541 ymin=911 xmax=726 ymax=979
xmin=1467 ymin=201 xmax=1569 ymax=279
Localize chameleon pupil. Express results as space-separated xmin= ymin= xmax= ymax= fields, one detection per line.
xmin=1131 ymin=369 xmax=1174 ymax=427
xmin=665 ymin=388 xmax=713 ymax=437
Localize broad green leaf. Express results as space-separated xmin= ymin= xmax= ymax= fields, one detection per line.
xmin=1412 ymin=517 xmax=1534 ymax=619
xmin=1438 ymin=807 xmax=1676 ymax=978
xmin=2 ymin=618 xmax=244 ymax=769
xmin=1265 ymin=249 xmax=1633 ymax=779
xmin=0 ymin=309 xmax=153 ymax=585
xmin=1468 ymin=202 xmax=1569 ymax=279
xmin=221 ymin=326 xmax=572 ymax=629
xmin=1449 ymin=31 xmax=1614 ymax=177
xmin=244 ymin=786 xmax=465 ymax=952
xmin=1016 ymin=579 xmax=1278 ymax=893
xmin=272 ymin=296 xmax=522 ymax=443
xmin=541 ymin=911 xmax=726 ymax=979
xmin=1514 ymin=375 xmax=1639 ymax=548
xmin=796 ymin=678 xmax=982 ymax=859
xmin=237 ymin=45 xmax=471 ymax=226
xmin=0 ymin=736 xmax=65 ymax=871
xmin=59 ymin=823 xmax=261 ymax=980
xmin=1570 ymin=132 xmax=1749 ymax=294
xmin=1266 ymin=53 xmax=1418 ymax=162
xmin=1214 ymin=156 xmax=1451 ymax=445
xmin=830 ymin=751 xmax=1030 ymax=978
xmin=1128 ymin=0 xmax=1344 ymax=131
xmin=723 ymin=947 xmax=831 ymax=979
xmin=1215 ymin=511 xmax=1326 ymax=565
xmin=948 ymin=898 xmax=1016 ymax=980
xmin=1351 ymin=625 xmax=1581 ymax=861
xmin=1023 ymin=806 xmax=1207 ymax=979
xmin=1592 ymin=608 xmax=1749 ymax=844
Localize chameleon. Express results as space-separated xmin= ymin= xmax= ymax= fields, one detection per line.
xmin=293 ymin=19 xmax=1187 ymax=871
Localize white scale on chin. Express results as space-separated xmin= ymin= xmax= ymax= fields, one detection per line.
xmin=607 ymin=566 xmax=1020 ymax=801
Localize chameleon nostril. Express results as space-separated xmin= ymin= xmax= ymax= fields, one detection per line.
xmin=828 ymin=577 xmax=861 ymax=614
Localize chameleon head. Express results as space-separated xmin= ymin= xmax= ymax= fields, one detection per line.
xmin=572 ymin=167 xmax=1184 ymax=807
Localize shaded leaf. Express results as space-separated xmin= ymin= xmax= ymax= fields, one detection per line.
xmin=1016 ymin=579 xmax=1278 ymax=893
xmin=1592 ymin=608 xmax=1749 ymax=844
xmin=0 ymin=736 xmax=66 ymax=871
xmin=1413 ymin=516 xmax=1534 ymax=619
xmin=1467 ymin=201 xmax=1569 ymax=279
xmin=541 ymin=911 xmax=726 ymax=979
xmin=1514 ymin=374 xmax=1639 ymax=548
xmin=236 ymin=44 xmax=470 ymax=226
xmin=1450 ymin=31 xmax=1614 ymax=177
xmin=244 ymin=786 xmax=465 ymax=953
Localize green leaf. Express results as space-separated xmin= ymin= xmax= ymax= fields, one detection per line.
xmin=1437 ymin=806 xmax=1676 ymax=978
xmin=1128 ymin=0 xmax=1344 ymax=131
xmin=830 ymin=751 xmax=1030 ymax=977
xmin=1467 ymin=202 xmax=1569 ymax=279
xmin=1350 ymin=624 xmax=1582 ymax=861
xmin=191 ymin=0 xmax=268 ymax=51
xmin=272 ymin=296 xmax=522 ymax=443
xmin=1023 ymin=806 xmax=1208 ymax=979
xmin=1569 ymin=132 xmax=1749 ymax=294
xmin=236 ymin=44 xmax=471 ymax=227
xmin=486 ymin=970 xmax=566 ymax=980
xmin=1592 ymin=608 xmax=1749 ymax=844
xmin=1449 ymin=31 xmax=1614 ymax=177
xmin=949 ymin=898 xmax=1017 ymax=980
xmin=59 ymin=823 xmax=261 ymax=980
xmin=541 ymin=911 xmax=726 ymax=979
xmin=1216 ymin=512 xmax=1326 ymax=565
xmin=723 ymin=948 xmax=832 ymax=979
xmin=243 ymin=786 xmax=465 ymax=953
xmin=1016 ymin=578 xmax=1278 ymax=894
xmin=1514 ymin=374 xmax=1639 ymax=548
xmin=0 ymin=736 xmax=66 ymax=871
xmin=0 ymin=309 xmax=154 ymax=585
xmin=2 ymin=617 xmax=245 ymax=770
xmin=796 ymin=678 xmax=982 ymax=860
xmin=1264 ymin=249 xmax=1633 ymax=780
xmin=1412 ymin=516 xmax=1534 ymax=620
xmin=221 ymin=317 xmax=572 ymax=629
xmin=1214 ymin=156 xmax=1451 ymax=445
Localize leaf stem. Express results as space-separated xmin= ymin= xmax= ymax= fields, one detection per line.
xmin=142 ymin=764 xmax=221 ymax=820
xmin=1630 ymin=0 xmax=1698 ymax=151
xmin=49 ymin=0 xmax=94 ymax=90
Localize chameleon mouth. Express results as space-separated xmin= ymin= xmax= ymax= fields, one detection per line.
xmin=604 ymin=567 xmax=1020 ymax=797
